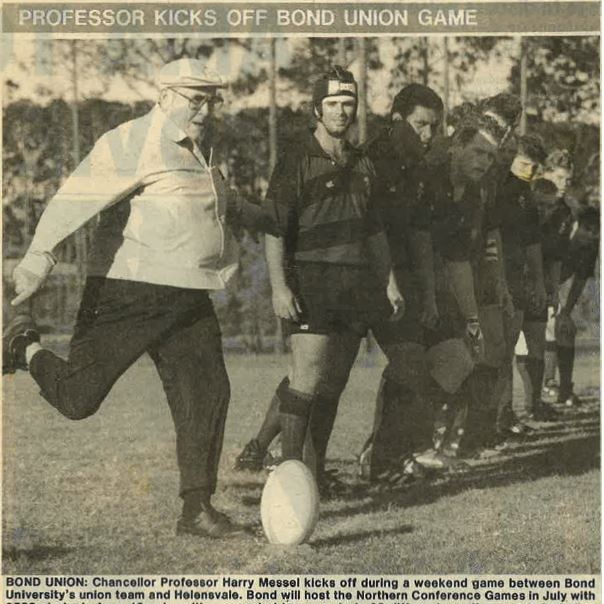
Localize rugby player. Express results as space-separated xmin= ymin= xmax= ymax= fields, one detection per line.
xmin=516 ymin=156 xmax=575 ymax=421
xmin=552 ymin=205 xmax=599 ymax=406
xmin=237 ymin=84 xmax=443 ymax=486
xmin=489 ymin=134 xmax=547 ymax=441
xmin=259 ymin=67 xmax=404 ymax=469
xmin=459 ymin=93 xmax=524 ymax=453
xmin=415 ymin=110 xmax=506 ymax=469
xmin=236 ymin=83 xmax=444 ymax=486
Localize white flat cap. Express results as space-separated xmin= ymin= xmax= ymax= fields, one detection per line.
xmin=157 ymin=58 xmax=227 ymax=89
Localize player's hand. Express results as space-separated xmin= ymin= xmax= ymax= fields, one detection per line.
xmin=272 ymin=285 xmax=302 ymax=321
xmin=387 ymin=281 xmax=405 ymax=321
xmin=11 ymin=265 xmax=46 ymax=306
xmin=465 ymin=318 xmax=485 ymax=361
xmin=420 ymin=296 xmax=439 ymax=329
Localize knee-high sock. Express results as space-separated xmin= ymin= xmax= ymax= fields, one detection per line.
xmin=370 ymin=378 xmax=415 ymax=476
xmin=278 ymin=382 xmax=314 ymax=461
xmin=309 ymin=394 xmax=340 ymax=476
xmin=447 ymin=391 xmax=469 ymax=453
xmin=427 ymin=379 xmax=452 ymax=451
xmin=557 ymin=345 xmax=575 ymax=401
xmin=544 ymin=342 xmax=558 ymax=385
xmin=256 ymin=377 xmax=288 ymax=451
xmin=464 ymin=367 xmax=498 ymax=448
xmin=526 ymin=357 xmax=545 ymax=406
xmin=515 ymin=355 xmax=534 ymax=415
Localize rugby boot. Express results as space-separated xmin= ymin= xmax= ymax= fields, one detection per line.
xmin=3 ymin=313 xmax=40 ymax=374
xmin=317 ymin=468 xmax=348 ymax=500
xmin=234 ymin=438 xmax=266 ymax=472
xmin=531 ymin=400 xmax=560 ymax=422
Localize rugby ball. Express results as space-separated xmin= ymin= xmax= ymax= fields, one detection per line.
xmin=261 ymin=460 xmax=320 ymax=545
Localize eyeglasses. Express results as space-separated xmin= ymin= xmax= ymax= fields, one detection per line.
xmin=170 ymin=88 xmax=224 ymax=110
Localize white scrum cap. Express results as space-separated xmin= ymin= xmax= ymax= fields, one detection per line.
xmin=157 ymin=58 xmax=227 ymax=89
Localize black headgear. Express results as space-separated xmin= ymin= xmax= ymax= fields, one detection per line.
xmin=312 ymin=66 xmax=358 ymax=117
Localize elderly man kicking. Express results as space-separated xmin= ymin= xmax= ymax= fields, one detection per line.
xmin=3 ymin=58 xmax=275 ymax=538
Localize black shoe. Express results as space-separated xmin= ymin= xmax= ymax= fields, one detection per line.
xmin=317 ymin=469 xmax=348 ymax=499
xmin=374 ymin=457 xmax=429 ymax=486
xmin=176 ymin=506 xmax=235 ymax=538
xmin=531 ymin=401 xmax=560 ymax=422
xmin=415 ymin=448 xmax=466 ymax=471
xmin=558 ymin=385 xmax=581 ymax=407
xmin=234 ymin=439 xmax=265 ymax=472
xmin=3 ymin=313 xmax=40 ymax=374
xmin=498 ymin=419 xmax=534 ymax=439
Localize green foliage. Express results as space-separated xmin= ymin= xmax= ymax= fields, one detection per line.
xmin=511 ymin=37 xmax=600 ymax=123
xmin=2 ymin=37 xmax=600 ymax=341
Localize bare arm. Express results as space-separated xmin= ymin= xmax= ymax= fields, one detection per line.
xmin=265 ymin=234 xmax=301 ymax=321
xmin=561 ymin=275 xmax=588 ymax=315
xmin=447 ymin=259 xmax=484 ymax=358
xmin=447 ymin=260 xmax=479 ymax=321
xmin=12 ymin=133 xmax=141 ymax=305
xmin=366 ymin=232 xmax=405 ymax=319
xmin=488 ymin=228 xmax=514 ymax=315
xmin=366 ymin=231 xmax=393 ymax=287
xmin=227 ymin=191 xmax=280 ymax=239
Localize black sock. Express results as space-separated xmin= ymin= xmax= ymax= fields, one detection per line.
xmin=370 ymin=378 xmax=414 ymax=476
xmin=309 ymin=394 xmax=340 ymax=477
xmin=464 ymin=368 xmax=497 ymax=448
xmin=426 ymin=379 xmax=452 ymax=451
xmin=448 ymin=391 xmax=469 ymax=453
xmin=256 ymin=377 xmax=288 ymax=451
xmin=544 ymin=342 xmax=558 ymax=385
xmin=279 ymin=384 xmax=313 ymax=461
xmin=557 ymin=346 xmax=575 ymax=401
xmin=515 ymin=355 xmax=534 ymax=414
xmin=526 ymin=357 xmax=545 ymax=406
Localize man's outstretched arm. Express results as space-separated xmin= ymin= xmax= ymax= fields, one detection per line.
xmin=13 ymin=133 xmax=141 ymax=305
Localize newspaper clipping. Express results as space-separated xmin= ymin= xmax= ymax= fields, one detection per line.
xmin=1 ymin=0 xmax=601 ymax=600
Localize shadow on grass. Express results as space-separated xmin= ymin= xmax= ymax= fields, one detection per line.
xmin=2 ymin=544 xmax=72 ymax=563
xmin=322 ymin=410 xmax=600 ymax=520
xmin=311 ymin=524 xmax=413 ymax=548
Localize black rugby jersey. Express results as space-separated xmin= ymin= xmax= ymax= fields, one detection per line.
xmin=561 ymin=228 xmax=599 ymax=282
xmin=264 ymin=133 xmax=383 ymax=268
xmin=539 ymin=198 xmax=574 ymax=264
xmin=263 ymin=133 xmax=389 ymax=313
xmin=425 ymin=161 xmax=490 ymax=265
xmin=496 ymin=173 xmax=541 ymax=301
xmin=365 ymin=124 xmax=431 ymax=270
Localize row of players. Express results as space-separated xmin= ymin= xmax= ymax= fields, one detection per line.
xmin=234 ymin=68 xmax=600 ymax=491
xmin=3 ymin=59 xmax=598 ymax=536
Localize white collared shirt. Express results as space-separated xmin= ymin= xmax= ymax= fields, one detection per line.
xmin=21 ymin=105 xmax=239 ymax=290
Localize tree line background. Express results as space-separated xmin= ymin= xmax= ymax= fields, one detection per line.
xmin=2 ymin=36 xmax=600 ymax=351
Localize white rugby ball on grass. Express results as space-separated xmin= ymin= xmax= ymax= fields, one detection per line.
xmin=261 ymin=459 xmax=320 ymax=545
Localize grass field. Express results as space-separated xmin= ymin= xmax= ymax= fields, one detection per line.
xmin=2 ymin=345 xmax=600 ymax=575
